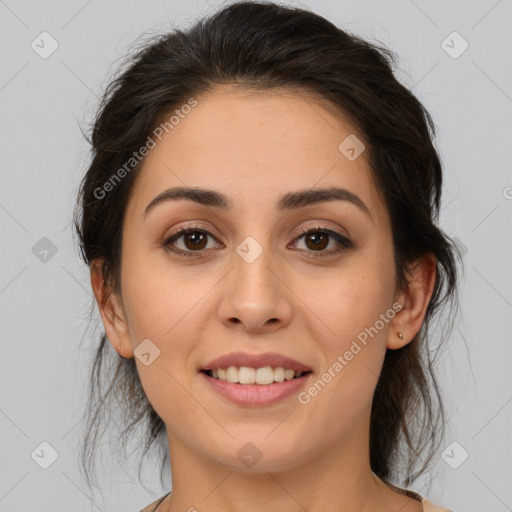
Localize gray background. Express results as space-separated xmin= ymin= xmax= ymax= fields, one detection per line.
xmin=1 ymin=0 xmax=511 ymax=510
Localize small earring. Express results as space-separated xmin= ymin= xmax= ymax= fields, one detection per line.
xmin=397 ymin=332 xmax=404 ymax=340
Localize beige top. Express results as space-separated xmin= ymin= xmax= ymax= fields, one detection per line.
xmin=138 ymin=490 xmax=453 ymax=511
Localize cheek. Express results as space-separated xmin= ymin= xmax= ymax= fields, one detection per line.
xmin=120 ymin=244 xmax=193 ymax=341
xmin=304 ymin=252 xmax=395 ymax=346
xmin=299 ymin=248 xmax=395 ymax=400
xmin=294 ymin=276 xmax=393 ymax=444
xmin=119 ymin=245 xmax=211 ymax=379
xmin=119 ymin=255 xmax=203 ymax=422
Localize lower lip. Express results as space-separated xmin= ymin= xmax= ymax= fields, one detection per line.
xmin=200 ymin=371 xmax=312 ymax=406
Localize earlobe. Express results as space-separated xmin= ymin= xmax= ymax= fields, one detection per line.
xmin=387 ymin=253 xmax=437 ymax=350
xmin=90 ymin=259 xmax=134 ymax=358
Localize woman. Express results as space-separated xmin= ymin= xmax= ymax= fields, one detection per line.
xmin=74 ymin=2 xmax=461 ymax=511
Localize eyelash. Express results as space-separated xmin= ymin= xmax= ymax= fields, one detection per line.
xmin=161 ymin=224 xmax=353 ymax=259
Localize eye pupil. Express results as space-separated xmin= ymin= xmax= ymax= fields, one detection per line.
xmin=306 ymin=232 xmax=328 ymax=250
xmin=185 ymin=231 xmax=207 ymax=250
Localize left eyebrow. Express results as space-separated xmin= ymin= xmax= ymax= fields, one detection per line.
xmin=143 ymin=185 xmax=372 ymax=220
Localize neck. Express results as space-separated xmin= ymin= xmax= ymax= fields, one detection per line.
xmin=163 ymin=413 xmax=421 ymax=512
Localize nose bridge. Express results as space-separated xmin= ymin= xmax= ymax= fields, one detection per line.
xmin=217 ymin=227 xmax=292 ymax=330
xmin=230 ymin=208 xmax=277 ymax=268
xmin=232 ymin=232 xmax=277 ymax=295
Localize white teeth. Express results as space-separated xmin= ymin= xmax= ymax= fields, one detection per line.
xmin=207 ymin=365 xmax=306 ymax=385
xmin=255 ymin=366 xmax=273 ymax=385
xmin=274 ymin=367 xmax=285 ymax=382
xmin=226 ymin=366 xmax=238 ymax=383
xmin=239 ymin=366 xmax=256 ymax=384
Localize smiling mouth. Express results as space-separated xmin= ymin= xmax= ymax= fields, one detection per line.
xmin=200 ymin=367 xmax=313 ymax=385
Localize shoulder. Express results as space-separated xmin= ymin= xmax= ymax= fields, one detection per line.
xmin=138 ymin=491 xmax=171 ymax=512
xmin=385 ymin=481 xmax=453 ymax=512
xmin=137 ymin=490 xmax=455 ymax=512
xmin=422 ymin=497 xmax=454 ymax=512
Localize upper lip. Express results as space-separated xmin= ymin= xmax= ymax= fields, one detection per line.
xmin=201 ymin=351 xmax=313 ymax=373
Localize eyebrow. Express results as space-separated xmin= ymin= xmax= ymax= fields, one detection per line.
xmin=144 ymin=186 xmax=372 ymax=219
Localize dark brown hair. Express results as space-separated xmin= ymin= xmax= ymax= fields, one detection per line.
xmin=73 ymin=0 xmax=462 ymax=495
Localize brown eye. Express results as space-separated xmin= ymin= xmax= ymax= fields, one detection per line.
xmin=291 ymin=227 xmax=353 ymax=258
xmin=162 ymin=225 xmax=353 ymax=259
xmin=303 ymin=231 xmax=329 ymax=251
xmin=180 ymin=231 xmax=208 ymax=251
xmin=162 ymin=226 xmax=220 ymax=257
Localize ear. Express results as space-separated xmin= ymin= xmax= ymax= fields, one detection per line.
xmin=387 ymin=253 xmax=437 ymax=350
xmin=90 ymin=258 xmax=134 ymax=358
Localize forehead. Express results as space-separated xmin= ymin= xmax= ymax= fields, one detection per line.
xmin=125 ymin=85 xmax=387 ymax=224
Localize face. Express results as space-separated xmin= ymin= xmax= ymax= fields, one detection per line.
xmin=94 ymin=85 xmax=422 ymax=474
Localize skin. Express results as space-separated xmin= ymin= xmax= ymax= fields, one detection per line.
xmin=91 ymin=85 xmax=436 ymax=512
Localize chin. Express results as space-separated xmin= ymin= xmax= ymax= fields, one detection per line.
xmin=204 ymin=432 xmax=311 ymax=473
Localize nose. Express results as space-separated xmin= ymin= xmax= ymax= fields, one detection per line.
xmin=216 ymin=237 xmax=293 ymax=334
